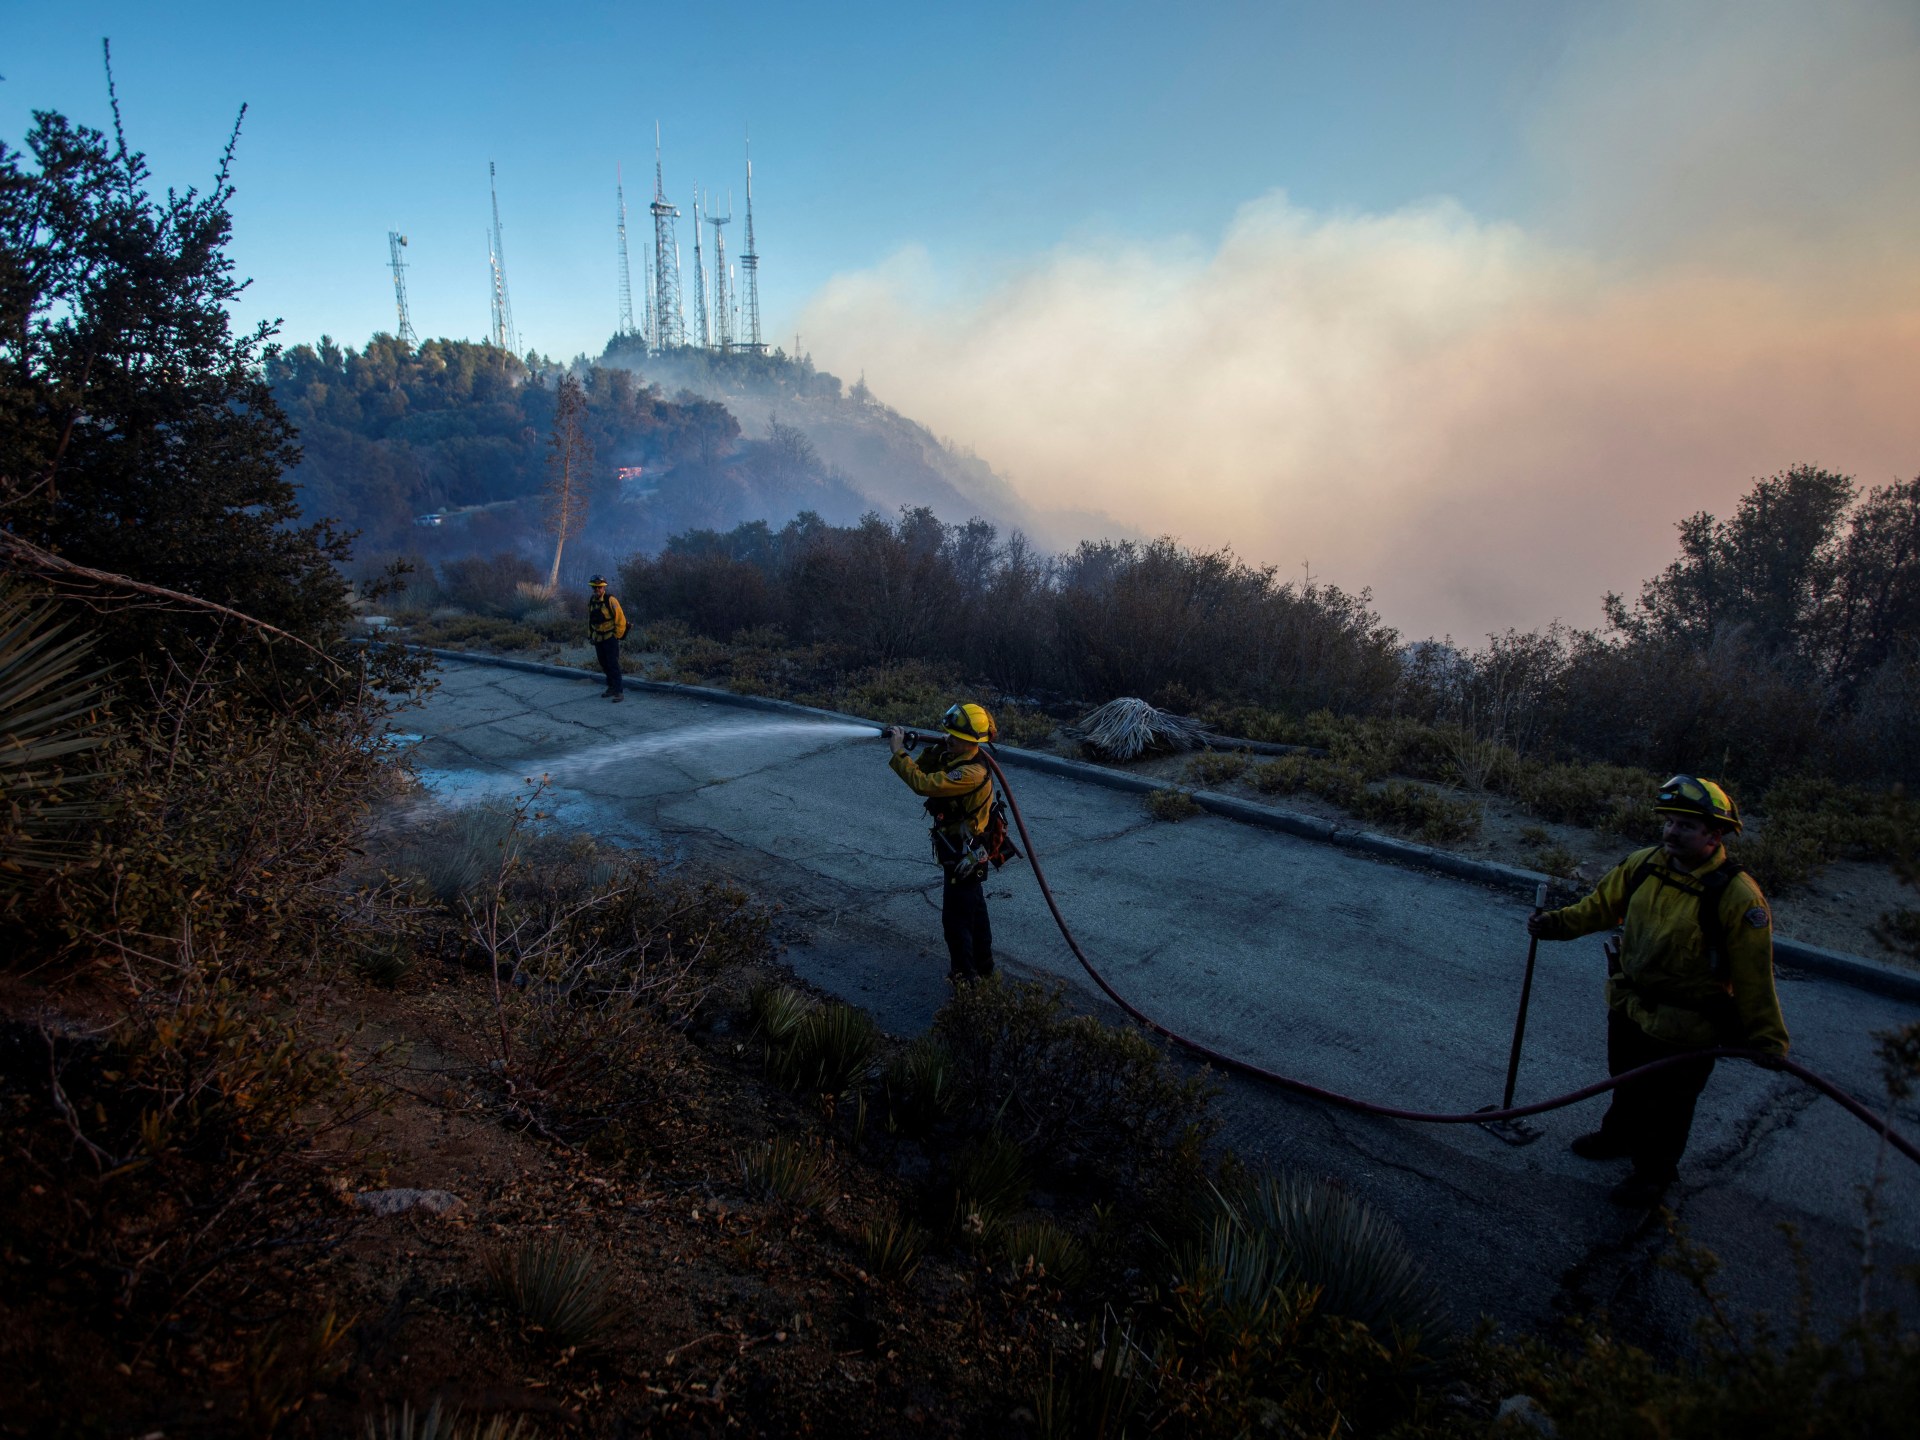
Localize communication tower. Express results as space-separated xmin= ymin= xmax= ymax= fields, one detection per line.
xmin=641 ymin=223 xmax=656 ymax=352
xmin=615 ymin=166 xmax=636 ymax=337
xmin=487 ymin=162 xmax=517 ymax=353
xmin=740 ymin=134 xmax=764 ymax=353
xmin=690 ymin=190 xmax=710 ymax=349
xmin=387 ymin=231 xmax=417 ymax=347
xmin=649 ymin=124 xmax=685 ymax=350
xmin=709 ymin=193 xmax=733 ymax=353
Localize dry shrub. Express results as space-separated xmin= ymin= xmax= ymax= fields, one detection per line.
xmin=1185 ymin=750 xmax=1251 ymax=787
xmin=807 ymin=659 xmax=959 ymax=725
xmin=412 ymin=614 xmax=549 ymax=652
xmin=1147 ymin=787 xmax=1203 ymax=822
xmin=439 ymin=551 xmax=544 ymax=617
xmin=995 ymin=706 xmax=1058 ymax=749
xmin=1513 ymin=760 xmax=1663 ymax=836
xmin=932 ymin=979 xmax=1216 ymax=1199
xmin=1357 ymin=781 xmax=1481 ymax=845
xmin=446 ymin=806 xmax=770 ymax=1132
xmin=5 ymin=983 xmax=365 ymax=1331
xmin=1518 ymin=827 xmax=1581 ymax=880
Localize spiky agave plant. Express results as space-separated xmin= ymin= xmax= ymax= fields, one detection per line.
xmin=1203 ymin=1170 xmax=1452 ymax=1359
xmin=747 ymin=980 xmax=816 ymax=1045
xmin=771 ymin=1002 xmax=879 ymax=1096
xmin=883 ymin=1033 xmax=955 ymax=1134
xmin=486 ymin=1235 xmax=626 ymax=1349
xmin=952 ymin=1130 xmax=1031 ymax=1229
xmin=363 ymin=1399 xmax=536 ymax=1439
xmin=862 ymin=1215 xmax=928 ymax=1284
xmin=1001 ymin=1218 xmax=1090 ymax=1288
xmin=0 ymin=584 xmax=111 ymax=904
xmin=737 ymin=1134 xmax=834 ymax=1208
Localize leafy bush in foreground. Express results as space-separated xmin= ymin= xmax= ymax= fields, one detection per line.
xmin=932 ymin=978 xmax=1216 ymax=1198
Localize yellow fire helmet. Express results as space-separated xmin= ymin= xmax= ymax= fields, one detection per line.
xmin=1654 ymin=774 xmax=1742 ymax=834
xmin=942 ymin=702 xmax=997 ymax=745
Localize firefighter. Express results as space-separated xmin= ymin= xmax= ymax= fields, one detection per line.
xmin=1527 ymin=775 xmax=1788 ymax=1207
xmin=587 ymin=575 xmax=627 ymax=703
xmin=884 ymin=703 xmax=1001 ymax=982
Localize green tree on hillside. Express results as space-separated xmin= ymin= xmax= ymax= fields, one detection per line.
xmin=0 ymin=60 xmax=353 ymax=682
xmin=268 ymin=335 xmax=743 ymax=546
xmin=1605 ymin=464 xmax=1920 ymax=703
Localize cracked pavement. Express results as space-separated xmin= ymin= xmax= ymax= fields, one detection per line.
xmin=404 ymin=659 xmax=1920 ymax=1345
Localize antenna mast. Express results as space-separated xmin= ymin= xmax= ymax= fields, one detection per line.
xmin=615 ymin=165 xmax=635 ymax=337
xmin=691 ymin=190 xmax=710 ymax=348
xmin=487 ymin=162 xmax=517 ymax=353
xmin=649 ymin=124 xmax=685 ymax=350
xmin=740 ymin=132 xmax=764 ymax=353
xmin=709 ymin=192 xmax=733 ymax=353
xmin=387 ymin=231 xmax=417 ymax=347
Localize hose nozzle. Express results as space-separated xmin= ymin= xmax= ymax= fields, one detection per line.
xmin=878 ymin=725 xmax=936 ymax=749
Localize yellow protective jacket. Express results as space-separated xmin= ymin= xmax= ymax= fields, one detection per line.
xmin=1534 ymin=845 xmax=1789 ymax=1054
xmin=889 ymin=744 xmax=993 ymax=837
xmin=588 ymin=593 xmax=628 ymax=642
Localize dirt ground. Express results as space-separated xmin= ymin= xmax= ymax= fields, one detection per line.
xmin=0 ymin=921 xmax=1094 ymax=1436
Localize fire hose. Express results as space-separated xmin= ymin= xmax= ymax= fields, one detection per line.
xmin=894 ymin=730 xmax=1920 ymax=1171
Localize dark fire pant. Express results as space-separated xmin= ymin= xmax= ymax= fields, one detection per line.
xmin=594 ymin=637 xmax=624 ymax=695
xmin=1597 ymin=1006 xmax=1717 ymax=1181
xmin=941 ymin=871 xmax=994 ymax=980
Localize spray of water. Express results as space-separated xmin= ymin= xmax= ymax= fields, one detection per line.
xmin=407 ymin=715 xmax=879 ymax=812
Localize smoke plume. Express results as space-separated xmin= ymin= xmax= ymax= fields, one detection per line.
xmin=798 ymin=1 xmax=1920 ymax=641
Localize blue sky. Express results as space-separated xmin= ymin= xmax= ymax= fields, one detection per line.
xmin=10 ymin=1 xmax=1574 ymax=358
xmin=10 ymin=3 xmax=1920 ymax=637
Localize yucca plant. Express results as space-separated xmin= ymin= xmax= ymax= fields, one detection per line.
xmin=738 ymin=1135 xmax=834 ymax=1208
xmin=747 ymin=980 xmax=816 ymax=1045
xmin=1033 ymin=1320 xmax=1149 ymax=1440
xmin=1193 ymin=1170 xmax=1452 ymax=1360
xmin=952 ymin=1130 xmax=1030 ymax=1228
xmin=883 ymin=1033 xmax=955 ymax=1134
xmin=862 ymin=1216 xmax=928 ymax=1284
xmin=1001 ymin=1218 xmax=1090 ymax=1288
xmin=0 ymin=584 xmax=111 ymax=904
xmin=364 ymin=1400 xmax=536 ymax=1439
xmin=771 ymin=1002 xmax=879 ymax=1096
xmin=486 ymin=1235 xmax=625 ymax=1349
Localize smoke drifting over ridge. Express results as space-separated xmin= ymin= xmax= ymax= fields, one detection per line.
xmin=798 ymin=1 xmax=1920 ymax=642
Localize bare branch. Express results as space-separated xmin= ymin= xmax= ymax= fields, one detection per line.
xmin=0 ymin=529 xmax=345 ymax=670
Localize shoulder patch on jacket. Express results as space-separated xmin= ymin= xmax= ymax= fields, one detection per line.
xmin=1743 ymin=905 xmax=1771 ymax=929
xmin=946 ymin=769 xmax=970 ymax=783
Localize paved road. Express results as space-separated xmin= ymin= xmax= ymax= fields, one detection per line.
xmin=404 ymin=659 xmax=1920 ymax=1345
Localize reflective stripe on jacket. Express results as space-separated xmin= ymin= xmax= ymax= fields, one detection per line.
xmin=1535 ymin=845 xmax=1789 ymax=1054
xmin=588 ymin=594 xmax=627 ymax=642
xmin=889 ymin=745 xmax=992 ymax=836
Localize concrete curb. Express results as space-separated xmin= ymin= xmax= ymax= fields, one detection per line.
xmin=413 ymin=644 xmax=1920 ymax=1005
